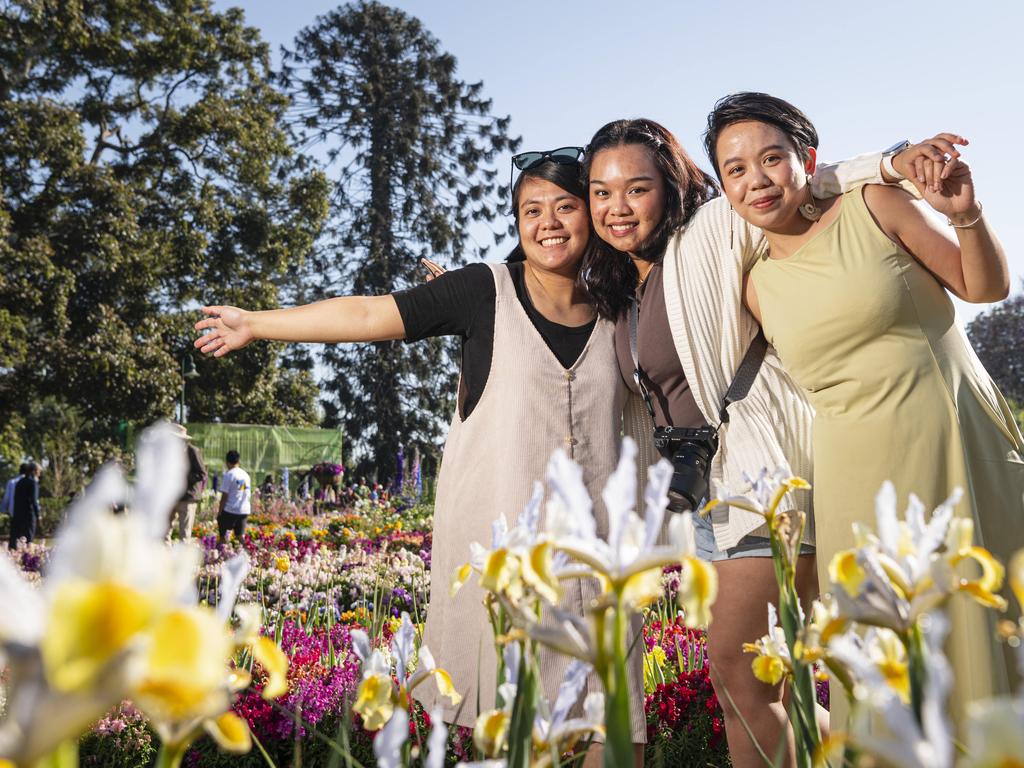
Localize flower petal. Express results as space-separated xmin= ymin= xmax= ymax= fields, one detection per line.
xmin=203 ymin=711 xmax=252 ymax=754
xmin=250 ymin=636 xmax=289 ymax=700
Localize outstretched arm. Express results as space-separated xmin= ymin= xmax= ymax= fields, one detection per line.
xmin=194 ymin=295 xmax=406 ymax=357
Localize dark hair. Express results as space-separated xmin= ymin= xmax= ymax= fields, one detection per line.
xmin=226 ymin=450 xmax=240 ymax=465
xmin=505 ymin=158 xmax=590 ymax=263
xmin=582 ymin=119 xmax=718 ymax=320
xmin=703 ymin=92 xmax=819 ymax=181
xmin=25 ymin=461 xmax=39 ymax=475
xmin=19 ymin=462 xmax=28 ymax=475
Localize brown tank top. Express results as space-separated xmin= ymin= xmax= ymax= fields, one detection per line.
xmin=614 ymin=263 xmax=706 ymax=429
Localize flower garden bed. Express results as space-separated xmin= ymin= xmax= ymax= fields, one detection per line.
xmin=6 ymin=494 xmax=730 ymax=766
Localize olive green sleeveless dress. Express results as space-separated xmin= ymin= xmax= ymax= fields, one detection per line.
xmin=749 ymin=187 xmax=1024 ymax=726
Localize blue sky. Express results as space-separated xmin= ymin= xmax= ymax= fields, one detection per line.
xmin=220 ymin=0 xmax=1022 ymax=322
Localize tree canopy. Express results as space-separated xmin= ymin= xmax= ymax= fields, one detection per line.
xmin=0 ymin=0 xmax=329 ymax=483
xmin=967 ymin=285 xmax=1024 ymax=408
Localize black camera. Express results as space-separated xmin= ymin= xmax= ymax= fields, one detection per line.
xmin=652 ymin=426 xmax=719 ymax=512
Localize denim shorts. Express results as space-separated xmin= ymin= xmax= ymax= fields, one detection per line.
xmin=692 ymin=508 xmax=815 ymax=562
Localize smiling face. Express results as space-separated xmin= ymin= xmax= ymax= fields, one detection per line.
xmin=516 ymin=176 xmax=591 ymax=275
xmin=715 ymin=120 xmax=814 ymax=232
xmin=587 ymin=144 xmax=667 ymax=258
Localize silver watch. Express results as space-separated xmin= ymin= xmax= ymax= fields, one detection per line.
xmin=881 ymin=139 xmax=912 ymax=180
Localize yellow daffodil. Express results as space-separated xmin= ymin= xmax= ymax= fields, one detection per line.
xmin=743 ymin=604 xmax=792 ymax=685
xmin=795 ymin=595 xmax=847 ymax=664
xmin=232 ymin=604 xmax=289 ymax=700
xmin=353 ymin=662 xmax=396 ymax=731
xmin=705 ymin=468 xmax=810 ymax=529
xmin=829 ymin=614 xmax=954 ymax=768
xmin=473 ymin=709 xmax=511 ymax=758
xmin=532 ymin=661 xmax=605 ymax=762
xmin=351 ymin=612 xmax=461 ymax=733
xmin=547 ymin=442 xmax=716 ymax=618
xmin=945 ymin=518 xmax=1008 ymax=611
xmin=830 ymin=482 xmax=1006 ymax=635
xmin=41 ymin=579 xmax=158 ymax=693
xmin=829 ymin=549 xmax=866 ymax=598
xmin=133 ymin=606 xmax=239 ymax=743
xmin=0 ymin=423 xmax=198 ymax=766
xmin=865 ymin=628 xmax=911 ymax=703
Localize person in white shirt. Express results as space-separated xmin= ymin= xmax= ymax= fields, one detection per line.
xmin=217 ymin=449 xmax=251 ymax=544
xmin=2 ymin=463 xmax=27 ymax=516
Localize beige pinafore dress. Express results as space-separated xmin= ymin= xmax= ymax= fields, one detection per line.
xmin=417 ymin=264 xmax=645 ymax=740
xmin=750 ymin=187 xmax=1024 ymax=729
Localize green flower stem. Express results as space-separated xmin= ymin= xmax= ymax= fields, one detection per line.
xmin=154 ymin=743 xmax=188 ymax=768
xmin=906 ymin=624 xmax=927 ymax=728
xmin=33 ymin=740 xmax=79 ymax=768
xmin=771 ymin=532 xmax=820 ymax=768
xmin=507 ymin=649 xmax=539 ymax=768
xmin=602 ymin=592 xmax=635 ymax=768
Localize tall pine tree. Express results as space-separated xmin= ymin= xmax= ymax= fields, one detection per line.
xmin=280 ymin=1 xmax=519 ymax=477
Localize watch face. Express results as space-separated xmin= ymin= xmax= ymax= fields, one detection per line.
xmin=883 ymin=139 xmax=911 ymax=156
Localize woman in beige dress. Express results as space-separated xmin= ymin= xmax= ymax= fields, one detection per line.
xmin=704 ymin=91 xmax=1024 ymax=725
xmin=193 ymin=154 xmax=648 ymax=759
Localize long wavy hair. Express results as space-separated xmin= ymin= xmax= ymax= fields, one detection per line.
xmin=504 ymin=158 xmax=591 ymax=265
xmin=581 ymin=119 xmax=718 ymax=320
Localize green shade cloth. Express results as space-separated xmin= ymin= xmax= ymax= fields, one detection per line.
xmin=185 ymin=423 xmax=343 ymax=483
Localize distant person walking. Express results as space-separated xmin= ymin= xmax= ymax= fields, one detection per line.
xmin=217 ymin=449 xmax=251 ymax=544
xmin=2 ymin=463 xmax=28 ymax=517
xmin=9 ymin=462 xmax=41 ymax=548
xmin=166 ymin=424 xmax=207 ymax=542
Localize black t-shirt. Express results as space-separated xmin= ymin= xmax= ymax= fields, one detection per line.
xmin=392 ymin=262 xmax=596 ymax=418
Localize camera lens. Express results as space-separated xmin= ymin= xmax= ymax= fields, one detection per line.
xmin=668 ymin=442 xmax=713 ymax=510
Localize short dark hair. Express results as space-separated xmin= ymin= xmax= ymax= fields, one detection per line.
xmin=18 ymin=462 xmax=28 ymax=475
xmin=505 ymin=158 xmax=589 ymax=264
xmin=226 ymin=450 xmax=241 ymax=465
xmin=25 ymin=461 xmax=39 ymax=475
xmin=582 ymin=118 xmax=718 ymax=320
xmin=703 ymin=92 xmax=819 ymax=181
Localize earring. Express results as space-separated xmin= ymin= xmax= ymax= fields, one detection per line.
xmin=799 ymin=175 xmax=822 ymax=222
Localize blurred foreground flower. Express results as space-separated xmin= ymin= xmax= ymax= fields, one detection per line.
xmin=461 ymin=439 xmax=716 ymax=768
xmin=0 ymin=422 xmax=290 ymax=767
xmin=0 ymin=423 xmax=189 ymax=764
xmin=828 ymin=482 xmax=1005 ymax=635
xmin=829 ymin=613 xmax=954 ymax=768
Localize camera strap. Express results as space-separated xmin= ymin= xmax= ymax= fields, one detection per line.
xmin=628 ymin=297 xmax=768 ymax=429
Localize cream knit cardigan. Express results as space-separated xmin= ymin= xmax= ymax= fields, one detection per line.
xmin=625 ymin=153 xmax=886 ymax=550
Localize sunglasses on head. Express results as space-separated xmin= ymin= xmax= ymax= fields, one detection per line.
xmin=509 ymin=146 xmax=585 ymax=206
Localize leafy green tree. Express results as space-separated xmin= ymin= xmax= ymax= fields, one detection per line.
xmin=280 ymin=0 xmax=519 ymax=476
xmin=0 ymin=0 xmax=329 ymax=470
xmin=967 ymin=284 xmax=1024 ymax=407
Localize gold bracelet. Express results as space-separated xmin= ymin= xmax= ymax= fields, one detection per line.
xmin=947 ymin=202 xmax=983 ymax=228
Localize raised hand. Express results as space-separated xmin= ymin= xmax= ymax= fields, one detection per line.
xmin=194 ymin=305 xmax=255 ymax=357
xmin=892 ymin=133 xmax=968 ymax=194
xmin=919 ymin=156 xmax=979 ymax=224
xmin=421 ymin=257 xmax=447 ymax=282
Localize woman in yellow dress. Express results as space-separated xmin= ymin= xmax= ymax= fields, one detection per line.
xmin=703 ymin=91 xmax=1024 ymax=724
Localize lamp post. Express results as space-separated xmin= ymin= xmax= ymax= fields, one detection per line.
xmin=179 ymin=354 xmax=200 ymax=424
